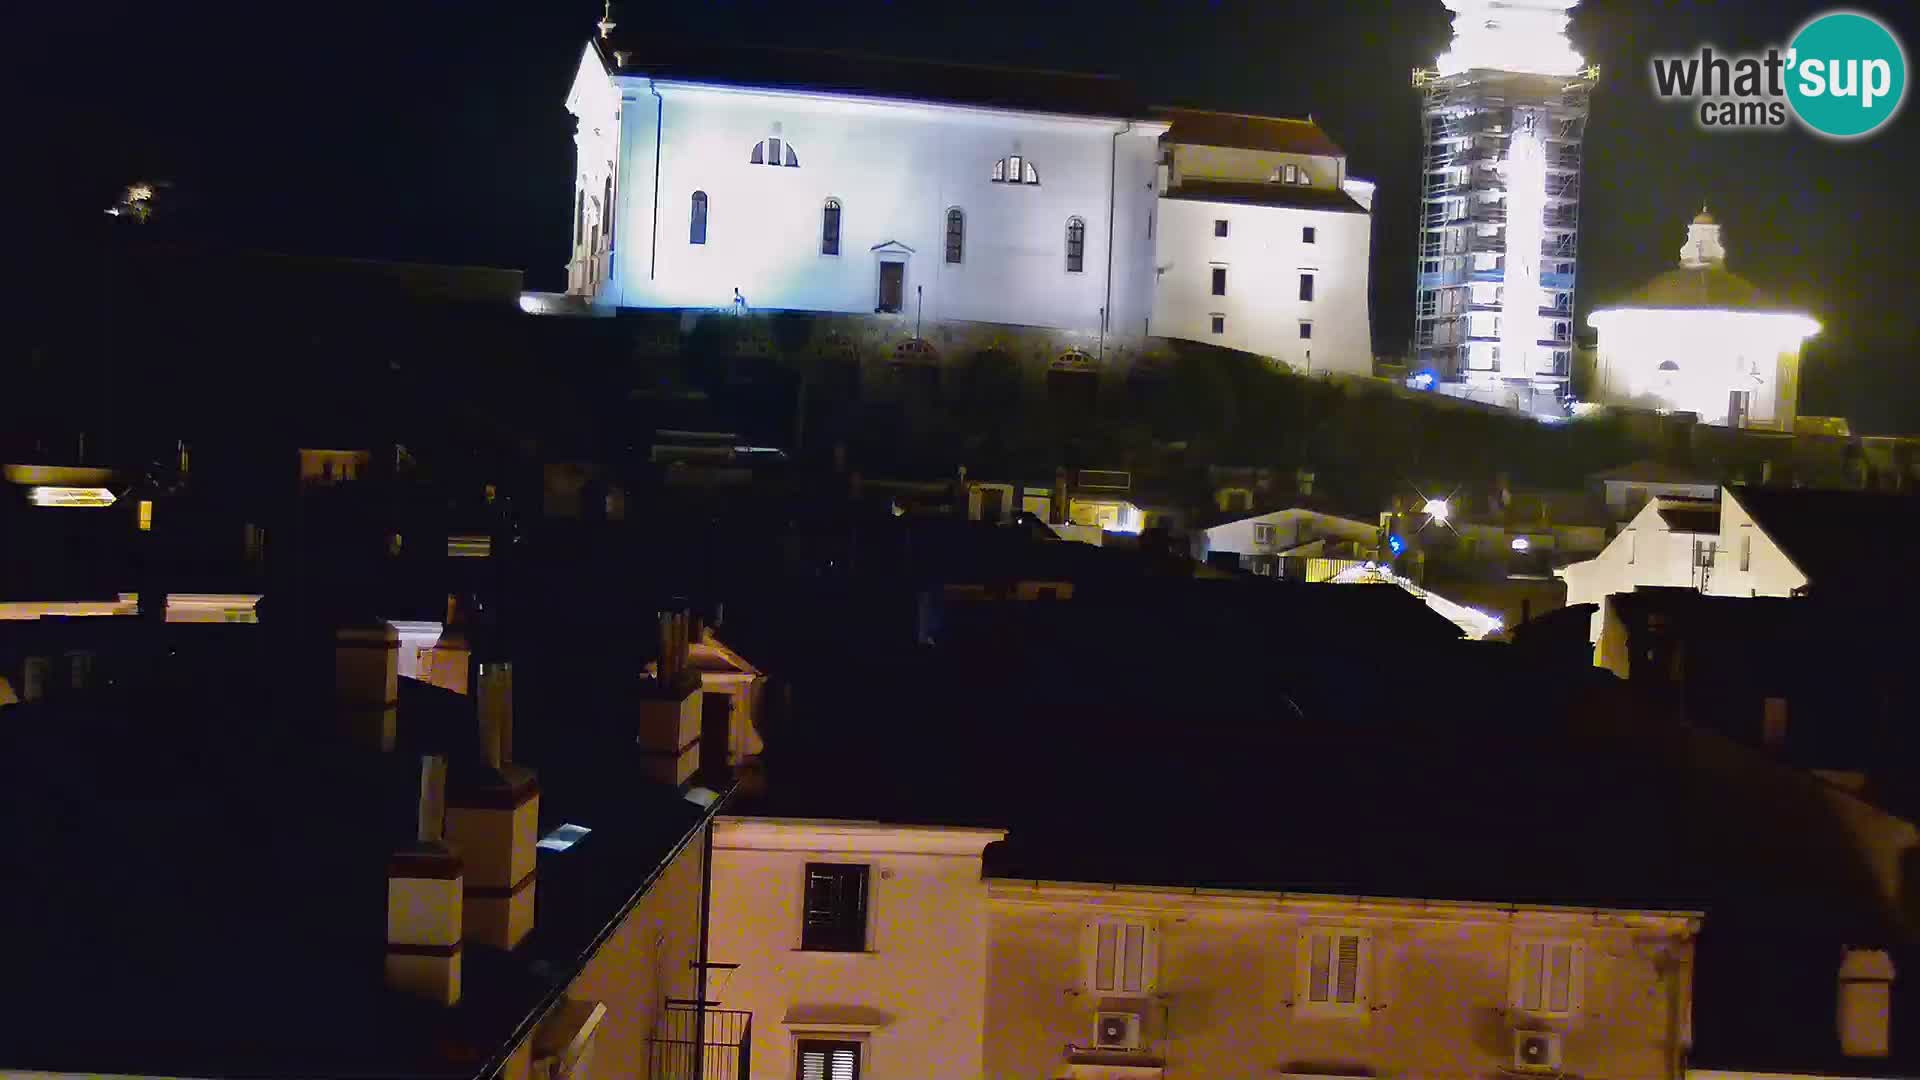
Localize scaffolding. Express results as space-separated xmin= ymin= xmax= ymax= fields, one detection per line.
xmin=1412 ymin=66 xmax=1596 ymax=387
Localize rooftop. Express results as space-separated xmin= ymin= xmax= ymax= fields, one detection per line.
xmin=1155 ymin=107 xmax=1347 ymax=157
xmin=1590 ymin=458 xmax=1719 ymax=486
xmin=1596 ymin=264 xmax=1801 ymax=314
xmin=1730 ymin=485 xmax=1920 ymax=594
xmin=1162 ymin=179 xmax=1369 ymax=214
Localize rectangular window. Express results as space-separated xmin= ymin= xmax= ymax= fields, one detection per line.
xmin=1299 ymin=928 xmax=1369 ymax=1014
xmin=1303 ymin=226 xmax=1317 ymax=244
xmin=1066 ymin=218 xmax=1086 ymax=273
xmin=768 ymin=137 xmax=782 ymax=164
xmin=1284 ymin=164 xmax=1298 ymax=184
xmin=1299 ymin=321 xmax=1313 ymax=340
xmin=1512 ymin=940 xmax=1580 ymax=1017
xmin=1740 ymin=534 xmax=1752 ymax=571
xmin=1210 ymin=314 xmax=1225 ymax=335
xmin=1147 ymin=212 xmax=1153 ymax=240
xmin=796 ymin=1039 xmax=860 ymax=1080
xmin=1214 ymin=219 xmax=1229 ymax=237
xmin=1087 ymin=920 xmax=1156 ymax=994
xmin=1298 ymin=273 xmax=1315 ymax=302
xmin=1211 ymin=267 xmax=1227 ymax=296
xmin=801 ymin=863 xmax=869 ymax=951
xmin=1762 ymin=697 xmax=1789 ymax=748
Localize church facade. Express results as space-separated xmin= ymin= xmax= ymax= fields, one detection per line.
xmin=561 ymin=32 xmax=1375 ymax=378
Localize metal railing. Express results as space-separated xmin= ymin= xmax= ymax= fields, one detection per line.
xmin=649 ymin=1001 xmax=752 ymax=1080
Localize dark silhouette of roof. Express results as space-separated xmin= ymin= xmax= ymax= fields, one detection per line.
xmin=1162 ymin=179 xmax=1368 ymax=214
xmin=600 ymin=36 xmax=1146 ymax=120
xmin=1730 ymin=485 xmax=1920 ymax=594
xmin=1600 ymin=264 xmax=1801 ymax=313
xmin=1156 ymin=107 xmax=1347 ymax=156
xmin=1657 ymin=503 xmax=1721 ymax=534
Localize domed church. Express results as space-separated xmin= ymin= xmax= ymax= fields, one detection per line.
xmin=1587 ymin=208 xmax=1819 ymax=430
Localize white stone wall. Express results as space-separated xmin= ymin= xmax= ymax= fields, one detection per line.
xmin=1150 ymin=196 xmax=1373 ymax=375
xmin=592 ymin=71 xmax=1161 ymax=338
xmin=1588 ymin=309 xmax=1811 ymax=430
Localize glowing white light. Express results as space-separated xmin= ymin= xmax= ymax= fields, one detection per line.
xmin=1423 ymin=498 xmax=1451 ymax=523
xmin=1436 ymin=0 xmax=1585 ymax=77
xmin=536 ymin=823 xmax=593 ymax=852
xmin=1510 ymin=536 xmax=1531 ymax=552
xmin=29 ymin=486 xmax=117 ymax=508
xmin=1586 ymin=308 xmax=1821 ymax=424
xmin=1327 ymin=563 xmax=1506 ymax=639
xmin=518 ymin=294 xmax=542 ymax=314
xmin=1501 ymin=111 xmax=1549 ymax=380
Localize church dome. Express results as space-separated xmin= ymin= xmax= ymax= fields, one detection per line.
xmin=1611 ymin=264 xmax=1787 ymax=312
xmin=1692 ymin=206 xmax=1715 ymax=225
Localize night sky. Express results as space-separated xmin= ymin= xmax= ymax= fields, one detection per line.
xmin=23 ymin=1 xmax=1919 ymax=431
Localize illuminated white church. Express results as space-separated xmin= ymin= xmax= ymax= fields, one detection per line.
xmin=1587 ymin=209 xmax=1819 ymax=430
xmin=559 ymin=21 xmax=1377 ymax=376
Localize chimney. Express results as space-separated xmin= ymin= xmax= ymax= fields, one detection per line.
xmin=445 ymin=648 xmax=540 ymax=951
xmin=1838 ymin=947 xmax=1895 ymax=1057
xmin=336 ymin=621 xmax=399 ymax=751
xmin=638 ymin=609 xmax=702 ymax=786
xmin=386 ymin=755 xmax=464 ymax=1004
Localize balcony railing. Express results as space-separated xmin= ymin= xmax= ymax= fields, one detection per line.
xmin=649 ymin=1000 xmax=752 ymax=1080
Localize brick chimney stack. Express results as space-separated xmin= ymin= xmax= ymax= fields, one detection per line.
xmin=385 ymin=755 xmax=464 ymax=1004
xmin=445 ymin=614 xmax=540 ymax=951
xmin=1838 ymin=947 xmax=1895 ymax=1057
xmin=637 ymin=608 xmax=702 ymax=786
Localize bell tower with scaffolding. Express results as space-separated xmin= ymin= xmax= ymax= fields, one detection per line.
xmin=1412 ymin=0 xmax=1597 ymax=416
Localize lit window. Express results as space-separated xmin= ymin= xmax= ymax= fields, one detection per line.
xmin=1303 ymin=226 xmax=1316 ymax=244
xmin=690 ymin=191 xmax=708 ymax=245
xmin=821 ymin=198 xmax=842 ymax=256
xmin=1299 ymin=273 xmax=1315 ymax=302
xmin=1210 ymin=314 xmax=1225 ymax=335
xmin=802 ymin=863 xmax=869 ymax=951
xmin=1284 ymin=164 xmax=1298 ymax=184
xmin=1214 ymin=219 xmax=1229 ymax=238
xmin=1299 ymin=928 xmax=1370 ymax=1014
xmin=796 ymin=1040 xmax=861 ymax=1080
xmin=1763 ymin=697 xmax=1789 ymax=748
xmin=1086 ymin=919 xmax=1157 ymax=995
xmin=1511 ymin=940 xmax=1581 ymax=1017
xmin=1299 ymin=321 xmax=1313 ymax=340
xmin=137 ymin=499 xmax=153 ymax=532
xmin=1211 ymin=267 xmax=1227 ymax=296
xmin=993 ymin=155 xmax=1039 ymax=184
xmin=1065 ymin=217 xmax=1086 ymax=273
xmin=945 ymin=207 xmax=964 ymax=264
xmin=603 ymin=171 xmax=616 ymax=248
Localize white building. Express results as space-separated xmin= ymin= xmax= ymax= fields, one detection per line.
xmin=1560 ymin=485 xmax=1916 ymax=641
xmin=561 ymin=31 xmax=1375 ymax=376
xmin=1587 ymin=210 xmax=1820 ymax=430
xmin=1193 ymin=505 xmax=1383 ymax=569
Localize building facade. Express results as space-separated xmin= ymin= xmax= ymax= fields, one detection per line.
xmin=562 ymin=35 xmax=1376 ymax=377
xmin=1587 ymin=211 xmax=1820 ymax=431
xmin=1413 ymin=0 xmax=1595 ymax=415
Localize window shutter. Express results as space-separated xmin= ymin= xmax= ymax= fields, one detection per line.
xmin=1094 ymin=922 xmax=1119 ymax=992
xmin=829 ymin=1046 xmax=858 ymax=1080
xmin=799 ymin=1048 xmax=827 ymax=1080
xmin=1335 ymin=934 xmax=1361 ymax=1004
xmin=1119 ymin=922 xmax=1148 ymax=993
xmin=797 ymin=1040 xmax=860 ymax=1080
xmin=1547 ymin=943 xmax=1574 ymax=1013
xmin=1309 ymin=931 xmax=1332 ymax=1003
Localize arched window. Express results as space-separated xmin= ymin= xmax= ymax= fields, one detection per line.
xmin=821 ymin=198 xmax=842 ymax=256
xmin=992 ymin=155 xmax=1039 ymax=184
xmin=750 ymin=138 xmax=800 ymax=167
xmin=945 ymin=208 xmax=964 ymax=264
xmin=1065 ymin=216 xmax=1086 ymax=273
xmin=690 ymin=191 xmax=708 ymax=245
xmin=603 ymin=170 xmax=615 ymax=247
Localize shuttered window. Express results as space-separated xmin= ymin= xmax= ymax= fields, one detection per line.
xmin=796 ymin=1039 xmax=860 ymax=1080
xmin=801 ymin=863 xmax=869 ymax=951
xmin=1065 ymin=217 xmax=1086 ymax=273
xmin=1513 ymin=940 xmax=1580 ymax=1016
xmin=1300 ymin=928 xmax=1369 ymax=1013
xmin=1088 ymin=919 xmax=1156 ymax=994
xmin=945 ymin=208 xmax=965 ymax=264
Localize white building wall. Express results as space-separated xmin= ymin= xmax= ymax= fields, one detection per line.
xmin=1707 ymin=492 xmax=1808 ymax=599
xmin=1589 ymin=310 xmax=1811 ymax=430
xmin=706 ymin=819 xmax=1003 ymax=1080
xmin=1561 ymin=498 xmax=1715 ymax=642
xmin=601 ymin=74 xmax=1161 ymax=336
xmin=1151 ymin=197 xmax=1372 ymax=375
xmin=1197 ymin=508 xmax=1380 ymax=560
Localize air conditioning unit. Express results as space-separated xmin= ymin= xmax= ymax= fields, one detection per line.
xmin=1092 ymin=1010 xmax=1144 ymax=1051
xmin=1511 ymin=1029 xmax=1563 ymax=1073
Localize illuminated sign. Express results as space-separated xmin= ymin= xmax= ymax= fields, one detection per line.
xmin=28 ymin=487 xmax=117 ymax=508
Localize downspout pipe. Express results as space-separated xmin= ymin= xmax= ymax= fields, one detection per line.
xmin=650 ymin=81 xmax=664 ymax=280
xmin=1102 ymin=120 xmax=1133 ymax=362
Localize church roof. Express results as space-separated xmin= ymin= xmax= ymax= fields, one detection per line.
xmin=1155 ymin=108 xmax=1347 ymax=157
xmin=598 ymin=36 xmax=1148 ymax=121
xmin=1162 ymin=179 xmax=1368 ymax=214
xmin=1599 ymin=264 xmax=1796 ymax=313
